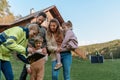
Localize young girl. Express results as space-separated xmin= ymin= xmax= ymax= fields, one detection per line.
xmin=46 ymin=18 xmax=63 ymax=70
xmin=46 ymin=18 xmax=72 ymax=80
xmin=26 ymin=36 xmax=47 ymax=80
xmin=62 ymin=20 xmax=86 ymax=59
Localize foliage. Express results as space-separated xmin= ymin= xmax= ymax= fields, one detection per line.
xmin=2 ymin=57 xmax=120 ymax=80
xmin=0 ymin=0 xmax=14 ymax=23
xmin=80 ymin=39 xmax=120 ymax=59
xmin=0 ymin=0 xmax=9 ymax=16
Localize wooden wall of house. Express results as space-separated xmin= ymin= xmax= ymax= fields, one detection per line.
xmin=0 ymin=27 xmax=6 ymax=32
xmin=12 ymin=19 xmax=31 ymax=27
xmin=0 ymin=26 xmax=12 ymax=32
xmin=0 ymin=19 xmax=32 ymax=32
xmin=0 ymin=6 xmax=64 ymax=32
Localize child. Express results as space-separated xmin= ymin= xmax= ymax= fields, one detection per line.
xmin=26 ymin=36 xmax=47 ymax=80
xmin=54 ymin=42 xmax=63 ymax=70
xmin=53 ymin=32 xmax=63 ymax=70
xmin=62 ymin=20 xmax=87 ymax=59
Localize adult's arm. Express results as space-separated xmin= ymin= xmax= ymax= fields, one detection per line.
xmin=3 ymin=38 xmax=27 ymax=54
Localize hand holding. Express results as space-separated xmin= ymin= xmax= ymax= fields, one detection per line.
xmin=27 ymin=47 xmax=35 ymax=54
xmin=27 ymin=67 xmax=31 ymax=74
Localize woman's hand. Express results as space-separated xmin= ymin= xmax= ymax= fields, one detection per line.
xmin=42 ymin=48 xmax=47 ymax=54
xmin=56 ymin=47 xmax=62 ymax=53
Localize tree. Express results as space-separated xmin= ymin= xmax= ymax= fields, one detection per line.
xmin=0 ymin=0 xmax=10 ymax=16
xmin=0 ymin=0 xmax=14 ymax=23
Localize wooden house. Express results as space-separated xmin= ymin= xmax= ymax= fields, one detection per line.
xmin=0 ymin=5 xmax=64 ymax=32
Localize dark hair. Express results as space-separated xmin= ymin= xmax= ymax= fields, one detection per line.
xmin=37 ymin=12 xmax=47 ymax=18
xmin=67 ymin=20 xmax=72 ymax=27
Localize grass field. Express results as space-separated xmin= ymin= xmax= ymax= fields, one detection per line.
xmin=1 ymin=57 xmax=120 ymax=80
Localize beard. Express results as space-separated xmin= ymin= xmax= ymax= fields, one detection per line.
xmin=36 ymin=22 xmax=41 ymax=26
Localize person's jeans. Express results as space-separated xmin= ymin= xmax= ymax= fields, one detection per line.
xmin=0 ymin=60 xmax=14 ymax=80
xmin=19 ymin=64 xmax=28 ymax=80
xmin=52 ymin=51 xmax=72 ymax=80
xmin=0 ymin=60 xmax=1 ymax=80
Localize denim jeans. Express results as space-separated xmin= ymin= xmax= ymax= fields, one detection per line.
xmin=0 ymin=60 xmax=14 ymax=80
xmin=0 ymin=60 xmax=1 ymax=80
xmin=52 ymin=51 xmax=72 ymax=80
xmin=19 ymin=64 xmax=28 ymax=80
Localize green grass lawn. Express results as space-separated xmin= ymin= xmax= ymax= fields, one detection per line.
xmin=2 ymin=57 xmax=120 ymax=80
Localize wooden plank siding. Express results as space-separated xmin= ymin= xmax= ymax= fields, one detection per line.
xmin=0 ymin=5 xmax=64 ymax=32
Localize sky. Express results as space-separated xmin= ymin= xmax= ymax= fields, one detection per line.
xmin=7 ymin=0 xmax=120 ymax=46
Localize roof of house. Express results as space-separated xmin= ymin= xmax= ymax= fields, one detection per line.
xmin=0 ymin=5 xmax=64 ymax=27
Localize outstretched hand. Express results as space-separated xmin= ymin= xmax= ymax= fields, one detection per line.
xmin=27 ymin=47 xmax=35 ymax=54
xmin=74 ymin=48 xmax=87 ymax=60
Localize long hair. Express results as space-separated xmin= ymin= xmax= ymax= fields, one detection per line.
xmin=47 ymin=18 xmax=61 ymax=38
xmin=47 ymin=18 xmax=63 ymax=46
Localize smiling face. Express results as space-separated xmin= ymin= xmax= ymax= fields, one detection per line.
xmin=29 ymin=30 xmax=38 ymax=39
xmin=34 ymin=36 xmax=43 ymax=49
xmin=36 ymin=16 xmax=46 ymax=25
xmin=49 ymin=22 xmax=58 ymax=33
xmin=62 ymin=23 xmax=69 ymax=32
xmin=34 ymin=41 xmax=42 ymax=49
xmin=28 ymin=24 xmax=39 ymax=39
